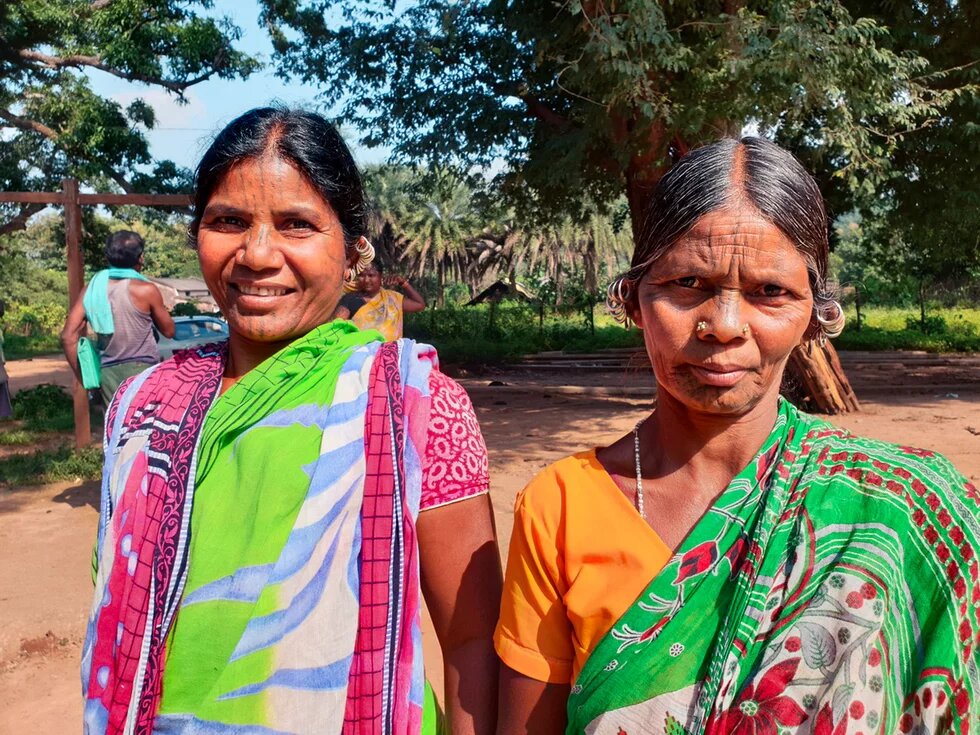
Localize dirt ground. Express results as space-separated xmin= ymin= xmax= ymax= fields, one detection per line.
xmin=1 ymin=356 xmax=979 ymax=731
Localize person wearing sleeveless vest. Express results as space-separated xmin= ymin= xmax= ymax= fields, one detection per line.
xmin=61 ymin=231 xmax=176 ymax=404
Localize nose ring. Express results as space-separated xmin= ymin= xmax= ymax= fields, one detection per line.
xmin=696 ymin=320 xmax=709 ymax=333
xmin=742 ymin=324 xmax=751 ymax=336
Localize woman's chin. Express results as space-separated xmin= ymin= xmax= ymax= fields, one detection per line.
xmin=225 ymin=313 xmax=306 ymax=346
xmin=662 ymin=378 xmax=773 ymax=417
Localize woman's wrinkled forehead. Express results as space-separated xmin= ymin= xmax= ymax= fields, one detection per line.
xmin=648 ymin=207 xmax=810 ymax=280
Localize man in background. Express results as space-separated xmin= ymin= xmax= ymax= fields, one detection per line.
xmin=61 ymin=230 xmax=175 ymax=404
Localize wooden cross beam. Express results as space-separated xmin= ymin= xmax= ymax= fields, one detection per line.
xmin=0 ymin=179 xmax=193 ymax=448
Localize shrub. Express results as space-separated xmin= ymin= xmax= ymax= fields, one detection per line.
xmin=6 ymin=302 xmax=67 ymax=337
xmin=12 ymin=384 xmax=75 ymax=432
xmin=171 ymin=302 xmax=204 ymax=317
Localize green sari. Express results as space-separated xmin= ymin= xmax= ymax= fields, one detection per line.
xmin=569 ymin=399 xmax=980 ymax=735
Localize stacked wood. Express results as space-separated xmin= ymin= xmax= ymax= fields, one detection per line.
xmin=787 ymin=340 xmax=860 ymax=414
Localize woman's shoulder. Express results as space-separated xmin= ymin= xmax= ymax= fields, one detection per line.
xmin=515 ymin=450 xmax=606 ymax=515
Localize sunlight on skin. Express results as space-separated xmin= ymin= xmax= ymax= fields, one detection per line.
xmin=632 ymin=206 xmax=814 ymax=420
xmin=196 ymin=152 xmax=355 ymax=380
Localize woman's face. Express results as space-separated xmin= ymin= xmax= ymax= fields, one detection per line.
xmin=197 ymin=153 xmax=352 ymax=346
xmin=357 ymin=265 xmax=382 ymax=296
xmin=632 ymin=207 xmax=814 ymax=416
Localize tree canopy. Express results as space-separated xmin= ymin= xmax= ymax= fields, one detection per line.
xmin=0 ymin=0 xmax=259 ymax=234
xmin=263 ymin=0 xmax=977 ymax=244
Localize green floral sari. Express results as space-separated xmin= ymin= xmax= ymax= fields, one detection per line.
xmin=569 ymin=399 xmax=980 ymax=735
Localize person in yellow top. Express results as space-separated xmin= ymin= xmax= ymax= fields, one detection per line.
xmin=348 ymin=261 xmax=426 ymax=341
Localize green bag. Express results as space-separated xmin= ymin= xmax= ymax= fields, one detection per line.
xmin=77 ymin=337 xmax=102 ymax=390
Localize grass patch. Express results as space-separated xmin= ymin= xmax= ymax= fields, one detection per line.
xmin=0 ymin=444 xmax=102 ymax=487
xmin=0 ymin=427 xmax=40 ymax=445
xmin=3 ymin=333 xmax=61 ymax=360
xmin=837 ymin=306 xmax=980 ymax=353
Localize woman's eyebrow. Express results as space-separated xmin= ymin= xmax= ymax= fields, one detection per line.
xmin=274 ymin=206 xmax=325 ymax=221
xmin=201 ymin=203 xmax=247 ymax=216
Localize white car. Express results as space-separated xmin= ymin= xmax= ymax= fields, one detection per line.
xmin=158 ymin=316 xmax=229 ymax=360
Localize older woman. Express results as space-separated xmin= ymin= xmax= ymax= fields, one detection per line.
xmin=495 ymin=138 xmax=979 ymax=734
xmin=82 ymin=108 xmax=501 ymax=735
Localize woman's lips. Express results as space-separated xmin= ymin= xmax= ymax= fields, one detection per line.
xmin=689 ymin=363 xmax=750 ymax=387
xmin=228 ymin=282 xmax=296 ymax=310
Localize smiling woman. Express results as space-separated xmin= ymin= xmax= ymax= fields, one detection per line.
xmin=81 ymin=108 xmax=501 ymax=735
xmin=496 ymin=138 xmax=979 ymax=735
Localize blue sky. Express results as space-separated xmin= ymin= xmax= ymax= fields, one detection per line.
xmin=85 ymin=0 xmax=390 ymax=172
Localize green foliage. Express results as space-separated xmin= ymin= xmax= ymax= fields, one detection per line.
xmin=171 ymin=302 xmax=204 ymax=317
xmin=361 ymin=164 xmax=631 ymax=304
xmin=1 ymin=0 xmax=259 ymax=235
xmin=0 ymin=211 xmax=199 ymax=358
xmin=404 ymin=302 xmax=642 ymax=363
xmin=12 ymin=384 xmax=75 ymax=432
xmin=1 ymin=334 xmax=61 ymax=360
xmin=835 ymin=306 xmax=980 ymax=352
xmin=0 ymin=429 xmax=40 ymax=446
xmin=263 ymin=0 xmax=975 ymax=239
xmin=0 ymin=445 xmax=102 ymax=487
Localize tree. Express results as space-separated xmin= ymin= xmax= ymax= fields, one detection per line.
xmin=261 ymin=0 xmax=968 ymax=238
xmin=362 ymin=164 xmax=417 ymax=270
xmin=842 ymin=0 xmax=980 ymax=294
xmin=0 ymin=0 xmax=259 ymax=234
xmin=401 ymin=167 xmax=480 ymax=302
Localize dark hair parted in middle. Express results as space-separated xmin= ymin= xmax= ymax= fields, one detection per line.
xmin=189 ymin=107 xmax=366 ymax=248
xmin=618 ymin=136 xmax=835 ymax=318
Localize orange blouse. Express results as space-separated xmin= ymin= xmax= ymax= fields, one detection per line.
xmin=494 ymin=450 xmax=673 ymax=684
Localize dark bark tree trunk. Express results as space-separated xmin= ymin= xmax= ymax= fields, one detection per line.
xmin=583 ymin=232 xmax=599 ymax=296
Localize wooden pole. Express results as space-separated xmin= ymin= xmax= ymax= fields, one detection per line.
xmin=63 ymin=178 xmax=91 ymax=449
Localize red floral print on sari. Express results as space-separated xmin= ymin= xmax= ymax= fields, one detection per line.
xmin=706 ymin=659 xmax=808 ymax=735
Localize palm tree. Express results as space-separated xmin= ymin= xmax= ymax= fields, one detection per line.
xmin=362 ymin=164 xmax=416 ymax=270
xmin=401 ymin=167 xmax=479 ymax=304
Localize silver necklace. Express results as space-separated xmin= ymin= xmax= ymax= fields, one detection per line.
xmin=633 ymin=418 xmax=646 ymax=520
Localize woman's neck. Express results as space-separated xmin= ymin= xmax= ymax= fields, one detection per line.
xmin=224 ymin=333 xmax=292 ymax=381
xmin=644 ymin=385 xmax=782 ymax=482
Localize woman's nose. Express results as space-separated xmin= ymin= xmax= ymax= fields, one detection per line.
xmin=236 ymin=224 xmax=284 ymax=270
xmin=699 ymin=291 xmax=748 ymax=343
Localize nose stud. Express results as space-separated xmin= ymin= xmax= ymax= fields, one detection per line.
xmin=695 ymin=320 xmax=751 ymax=336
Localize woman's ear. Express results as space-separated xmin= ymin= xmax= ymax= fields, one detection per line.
xmin=802 ymin=312 xmax=821 ymax=343
xmin=629 ymin=304 xmax=644 ymax=329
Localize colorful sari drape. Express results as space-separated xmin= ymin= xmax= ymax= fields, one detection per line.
xmin=352 ymin=289 xmax=404 ymax=342
xmin=569 ymin=399 xmax=980 ymax=735
xmin=82 ymin=321 xmax=434 ymax=734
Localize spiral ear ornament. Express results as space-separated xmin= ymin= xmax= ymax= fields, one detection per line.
xmin=353 ymin=237 xmax=375 ymax=275
xmin=606 ymin=276 xmax=634 ymax=325
xmin=815 ymin=300 xmax=846 ymax=339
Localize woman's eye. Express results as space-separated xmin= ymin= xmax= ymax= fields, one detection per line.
xmin=759 ymin=284 xmax=789 ymax=297
xmin=283 ymin=219 xmax=315 ymax=231
xmin=211 ymin=216 xmax=245 ymax=229
xmin=673 ymin=276 xmax=700 ymax=288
